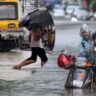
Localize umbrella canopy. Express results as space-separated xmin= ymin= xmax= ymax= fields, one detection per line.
xmin=19 ymin=9 xmax=54 ymax=30
xmin=19 ymin=13 xmax=29 ymax=28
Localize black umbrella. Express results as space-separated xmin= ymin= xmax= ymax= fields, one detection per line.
xmin=19 ymin=9 xmax=54 ymax=30
xmin=19 ymin=13 xmax=29 ymax=28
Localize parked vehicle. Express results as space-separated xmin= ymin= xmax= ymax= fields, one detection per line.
xmin=74 ymin=8 xmax=89 ymax=20
xmin=0 ymin=0 xmax=24 ymax=51
xmin=65 ymin=4 xmax=89 ymax=20
xmin=71 ymin=15 xmax=78 ymax=22
xmin=52 ymin=4 xmax=65 ymax=17
xmin=65 ymin=4 xmax=80 ymax=15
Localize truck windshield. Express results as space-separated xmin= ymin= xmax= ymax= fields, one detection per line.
xmin=0 ymin=3 xmax=18 ymax=20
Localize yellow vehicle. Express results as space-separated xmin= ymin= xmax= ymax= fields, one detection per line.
xmin=0 ymin=0 xmax=24 ymax=51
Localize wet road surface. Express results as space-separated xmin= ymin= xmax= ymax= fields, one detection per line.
xmin=0 ymin=20 xmax=96 ymax=96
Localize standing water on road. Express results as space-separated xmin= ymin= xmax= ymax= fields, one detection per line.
xmin=0 ymin=21 xmax=96 ymax=96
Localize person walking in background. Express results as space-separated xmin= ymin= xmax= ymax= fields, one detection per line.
xmin=13 ymin=28 xmax=48 ymax=70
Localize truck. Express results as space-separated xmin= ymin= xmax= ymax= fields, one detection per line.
xmin=0 ymin=0 xmax=24 ymax=51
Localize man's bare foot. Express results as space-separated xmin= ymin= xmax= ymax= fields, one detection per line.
xmin=13 ymin=65 xmax=21 ymax=70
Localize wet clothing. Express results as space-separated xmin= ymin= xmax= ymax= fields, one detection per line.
xmin=79 ymin=24 xmax=92 ymax=55
xmin=79 ymin=39 xmax=92 ymax=55
xmin=28 ymin=31 xmax=48 ymax=62
xmin=29 ymin=32 xmax=43 ymax=48
xmin=79 ymin=46 xmax=95 ymax=63
xmin=27 ymin=47 xmax=48 ymax=62
xmin=79 ymin=47 xmax=96 ymax=77
xmin=78 ymin=24 xmax=96 ymax=76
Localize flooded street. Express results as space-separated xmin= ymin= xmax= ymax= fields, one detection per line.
xmin=0 ymin=20 xmax=96 ymax=96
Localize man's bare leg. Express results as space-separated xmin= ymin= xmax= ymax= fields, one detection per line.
xmin=41 ymin=61 xmax=46 ymax=67
xmin=13 ymin=60 xmax=35 ymax=70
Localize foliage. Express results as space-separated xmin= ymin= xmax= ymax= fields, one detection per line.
xmin=90 ymin=0 xmax=96 ymax=12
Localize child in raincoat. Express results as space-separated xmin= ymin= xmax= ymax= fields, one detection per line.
xmin=79 ymin=24 xmax=92 ymax=56
xmin=79 ymin=32 xmax=96 ymax=84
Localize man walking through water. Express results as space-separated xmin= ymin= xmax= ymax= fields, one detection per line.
xmin=13 ymin=28 xmax=48 ymax=70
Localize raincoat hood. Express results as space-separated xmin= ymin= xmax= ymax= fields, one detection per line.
xmin=80 ymin=24 xmax=92 ymax=41
xmin=80 ymin=24 xmax=90 ymax=37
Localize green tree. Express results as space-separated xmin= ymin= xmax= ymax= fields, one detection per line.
xmin=90 ymin=0 xmax=96 ymax=12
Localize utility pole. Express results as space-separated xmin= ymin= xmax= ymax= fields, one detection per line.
xmin=22 ymin=0 xmax=25 ymax=13
xmin=19 ymin=0 xmax=25 ymax=13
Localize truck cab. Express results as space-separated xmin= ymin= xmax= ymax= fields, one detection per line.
xmin=0 ymin=0 xmax=24 ymax=51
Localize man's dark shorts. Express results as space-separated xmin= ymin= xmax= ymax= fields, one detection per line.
xmin=27 ymin=47 xmax=48 ymax=62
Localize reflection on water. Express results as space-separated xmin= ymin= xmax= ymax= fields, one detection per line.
xmin=0 ymin=80 xmax=95 ymax=96
xmin=64 ymin=88 xmax=95 ymax=96
xmin=0 ymin=22 xmax=96 ymax=96
xmin=0 ymin=81 xmax=13 ymax=96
